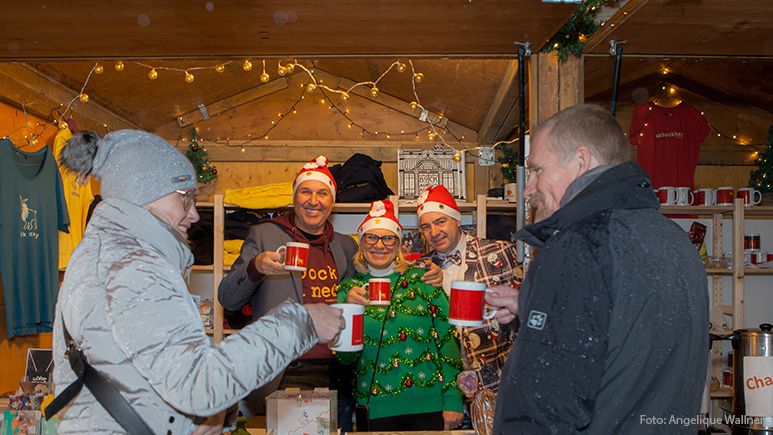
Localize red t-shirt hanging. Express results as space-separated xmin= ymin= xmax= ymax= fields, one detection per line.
xmin=629 ymin=101 xmax=710 ymax=189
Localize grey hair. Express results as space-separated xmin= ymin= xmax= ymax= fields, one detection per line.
xmin=533 ymin=104 xmax=630 ymax=165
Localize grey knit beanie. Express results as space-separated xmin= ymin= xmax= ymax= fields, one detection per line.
xmin=59 ymin=129 xmax=197 ymax=206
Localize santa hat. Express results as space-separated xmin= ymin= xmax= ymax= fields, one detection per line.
xmin=293 ymin=155 xmax=337 ymax=199
xmin=358 ymin=200 xmax=402 ymax=238
xmin=416 ymin=185 xmax=461 ymax=221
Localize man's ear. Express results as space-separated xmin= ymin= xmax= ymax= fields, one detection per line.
xmin=575 ymin=145 xmax=600 ymax=174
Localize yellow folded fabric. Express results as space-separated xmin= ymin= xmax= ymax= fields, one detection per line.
xmin=223 ymin=239 xmax=245 ymax=267
xmin=224 ymin=252 xmax=240 ymax=267
xmin=224 ymin=239 xmax=244 ymax=254
xmin=224 ymin=181 xmax=293 ymax=209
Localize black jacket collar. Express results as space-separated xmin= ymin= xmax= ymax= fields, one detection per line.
xmin=517 ymin=161 xmax=658 ymax=248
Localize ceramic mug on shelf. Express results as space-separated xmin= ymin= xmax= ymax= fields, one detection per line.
xmin=716 ymin=187 xmax=735 ymax=206
xmin=657 ymin=186 xmax=677 ymax=206
xmin=364 ymin=278 xmax=391 ymax=305
xmin=694 ymin=188 xmax=716 ymax=206
xmin=448 ymin=280 xmax=496 ymax=327
xmin=675 ymin=187 xmax=694 ymax=206
xmin=737 ymin=187 xmax=762 ymax=207
xmin=276 ymin=241 xmax=310 ymax=272
xmin=329 ymin=303 xmax=365 ymax=352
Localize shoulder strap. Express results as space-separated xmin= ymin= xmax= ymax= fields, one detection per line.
xmin=364 ymin=277 xmax=401 ymax=405
xmin=45 ymin=322 xmax=154 ymax=435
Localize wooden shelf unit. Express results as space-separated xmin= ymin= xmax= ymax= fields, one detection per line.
xmin=195 ymin=193 xmax=515 ymax=342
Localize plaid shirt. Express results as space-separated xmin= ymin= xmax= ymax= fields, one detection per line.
xmin=430 ymin=234 xmax=523 ymax=393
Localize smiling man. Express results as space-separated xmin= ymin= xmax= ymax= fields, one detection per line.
xmin=416 ymin=185 xmax=522 ymax=433
xmin=488 ymin=104 xmax=708 ymax=434
xmin=218 ymin=155 xmax=358 ymax=428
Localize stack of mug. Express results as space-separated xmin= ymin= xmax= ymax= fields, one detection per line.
xmin=744 ymin=233 xmax=773 ymax=266
xmin=656 ymin=186 xmax=763 ymax=207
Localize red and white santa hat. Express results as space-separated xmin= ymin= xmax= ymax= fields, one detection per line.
xmin=416 ymin=185 xmax=461 ymax=221
xmin=293 ymin=155 xmax=337 ymax=200
xmin=358 ymin=199 xmax=402 ymax=239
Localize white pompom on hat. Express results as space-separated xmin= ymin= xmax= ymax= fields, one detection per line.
xmin=358 ymin=199 xmax=402 ymax=239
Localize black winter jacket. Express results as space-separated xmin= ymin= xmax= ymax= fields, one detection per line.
xmin=493 ymin=162 xmax=708 ymax=435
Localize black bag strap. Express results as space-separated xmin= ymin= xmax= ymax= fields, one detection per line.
xmin=364 ymin=276 xmax=401 ymax=406
xmin=45 ymin=322 xmax=154 ymax=435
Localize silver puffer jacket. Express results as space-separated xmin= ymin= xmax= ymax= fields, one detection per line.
xmin=53 ymin=198 xmax=317 ymax=434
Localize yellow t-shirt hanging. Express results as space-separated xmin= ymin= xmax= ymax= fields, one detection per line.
xmin=54 ymin=128 xmax=95 ymax=269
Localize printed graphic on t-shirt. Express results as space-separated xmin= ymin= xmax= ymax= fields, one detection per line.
xmin=301 ymin=265 xmax=339 ymax=303
xmin=19 ymin=195 xmax=39 ymax=239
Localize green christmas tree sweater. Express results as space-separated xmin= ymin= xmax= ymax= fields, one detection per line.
xmin=336 ymin=267 xmax=463 ymax=420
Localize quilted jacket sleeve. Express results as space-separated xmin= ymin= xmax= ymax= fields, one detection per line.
xmin=105 ymin=254 xmax=317 ymax=416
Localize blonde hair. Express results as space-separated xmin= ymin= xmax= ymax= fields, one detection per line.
xmin=353 ymin=244 xmax=410 ymax=275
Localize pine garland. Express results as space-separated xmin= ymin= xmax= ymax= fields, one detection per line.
xmin=185 ymin=128 xmax=217 ymax=184
xmin=542 ymin=0 xmax=609 ymax=62
xmin=749 ymin=126 xmax=773 ymax=193
xmin=498 ymin=144 xmax=519 ymax=183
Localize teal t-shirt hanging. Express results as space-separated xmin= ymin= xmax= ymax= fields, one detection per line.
xmin=0 ymin=138 xmax=69 ymax=338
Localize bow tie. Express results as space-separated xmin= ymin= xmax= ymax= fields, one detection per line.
xmin=441 ymin=250 xmax=463 ymax=266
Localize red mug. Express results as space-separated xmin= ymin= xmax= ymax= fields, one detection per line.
xmin=694 ymin=188 xmax=715 ymax=206
xmin=364 ymin=278 xmax=391 ymax=305
xmin=752 ymin=250 xmax=768 ymax=265
xmin=277 ymin=242 xmax=310 ymax=272
xmin=657 ymin=186 xmax=676 ymax=205
xmin=448 ymin=280 xmax=496 ymax=327
xmin=716 ymin=187 xmax=735 ymax=206
xmin=737 ymin=187 xmax=762 ymax=207
xmin=329 ymin=303 xmax=364 ymax=352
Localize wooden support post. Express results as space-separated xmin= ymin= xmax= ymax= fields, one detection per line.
xmin=529 ymin=53 xmax=584 ymax=128
xmin=213 ymin=193 xmax=225 ymax=344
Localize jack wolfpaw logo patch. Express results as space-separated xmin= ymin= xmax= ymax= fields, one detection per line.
xmin=527 ymin=310 xmax=547 ymax=330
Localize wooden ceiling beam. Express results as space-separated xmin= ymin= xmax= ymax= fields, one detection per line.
xmin=478 ymin=60 xmax=519 ymax=145
xmin=174 ymin=77 xmax=289 ymax=128
xmin=0 ymin=63 xmax=137 ymax=131
xmin=312 ymin=68 xmax=479 ymax=142
xmin=177 ymin=140 xmax=478 ymax=162
xmin=584 ymin=0 xmax=650 ymax=53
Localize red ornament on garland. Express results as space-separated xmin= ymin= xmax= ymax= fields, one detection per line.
xmin=400 ymin=330 xmax=407 ymax=341
xmin=401 ymin=280 xmax=408 ymax=288
xmin=439 ymin=374 xmax=444 ymax=382
xmin=405 ymin=377 xmax=413 ymax=387
xmin=211 ymin=168 xmax=218 ymax=175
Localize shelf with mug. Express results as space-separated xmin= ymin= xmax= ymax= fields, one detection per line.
xmin=659 ymin=205 xmax=733 ymax=215
xmin=739 ymin=206 xmax=773 ymax=216
xmin=743 ymin=268 xmax=773 ymax=275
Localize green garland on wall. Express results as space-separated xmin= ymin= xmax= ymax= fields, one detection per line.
xmin=498 ymin=145 xmax=519 ymax=183
xmin=749 ymin=126 xmax=773 ymax=193
xmin=185 ymin=128 xmax=218 ymax=184
xmin=542 ymin=0 xmax=609 ymax=62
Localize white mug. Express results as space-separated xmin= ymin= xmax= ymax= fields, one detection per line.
xmin=694 ymin=188 xmax=715 ymax=206
xmin=737 ymin=187 xmax=762 ymax=207
xmin=329 ymin=303 xmax=364 ymax=352
xmin=675 ymin=187 xmax=694 ymax=206
xmin=657 ymin=187 xmax=677 ymax=205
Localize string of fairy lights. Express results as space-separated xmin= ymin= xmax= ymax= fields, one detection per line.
xmin=626 ymin=66 xmax=763 ymax=161
xmin=8 ymin=59 xmax=761 ymax=167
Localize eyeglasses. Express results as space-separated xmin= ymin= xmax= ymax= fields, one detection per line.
xmin=362 ymin=233 xmax=399 ymax=246
xmin=175 ymin=190 xmax=196 ymax=211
